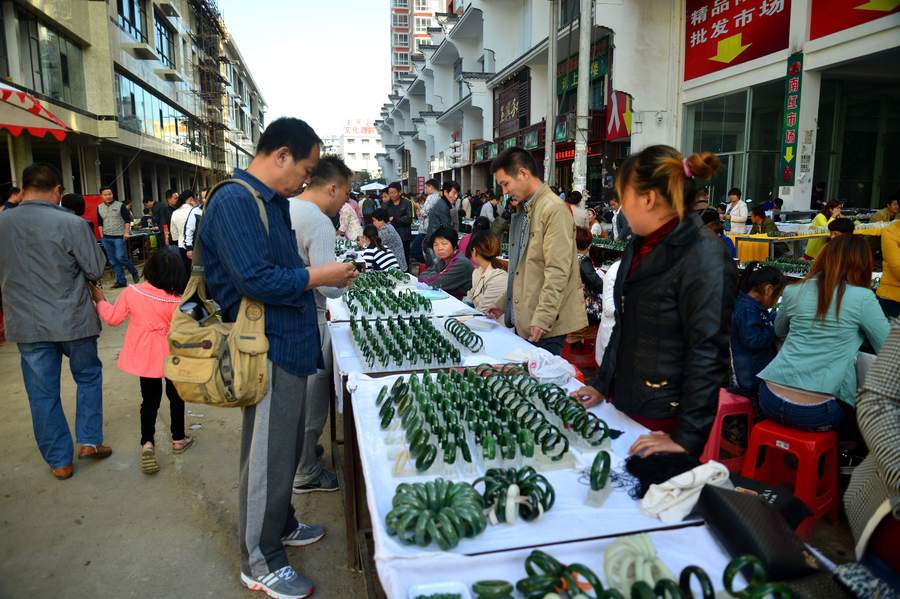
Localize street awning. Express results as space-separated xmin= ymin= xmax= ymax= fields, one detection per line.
xmin=360 ymin=182 xmax=387 ymax=192
xmin=0 ymin=82 xmax=69 ymax=141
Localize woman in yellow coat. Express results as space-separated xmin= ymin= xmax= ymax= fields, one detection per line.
xmin=804 ymin=199 xmax=841 ymax=260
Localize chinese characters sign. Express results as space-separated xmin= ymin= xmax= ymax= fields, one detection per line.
xmin=684 ymin=0 xmax=791 ymax=80
xmin=810 ymin=0 xmax=900 ymax=40
xmin=779 ymin=53 xmax=803 ymax=186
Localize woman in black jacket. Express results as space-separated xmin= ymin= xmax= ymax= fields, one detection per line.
xmin=571 ymin=145 xmax=737 ymax=458
xmin=576 ymin=226 xmax=604 ymax=324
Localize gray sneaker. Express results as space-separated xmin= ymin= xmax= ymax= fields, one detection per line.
xmin=292 ymin=469 xmax=339 ymax=495
xmin=281 ymin=522 xmax=325 ymax=547
xmin=240 ymin=565 xmax=314 ymax=599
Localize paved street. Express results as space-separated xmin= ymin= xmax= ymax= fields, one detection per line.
xmin=0 ymin=284 xmax=365 ymax=599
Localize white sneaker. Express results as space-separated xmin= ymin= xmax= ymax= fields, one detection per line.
xmin=240 ymin=565 xmax=314 ymax=599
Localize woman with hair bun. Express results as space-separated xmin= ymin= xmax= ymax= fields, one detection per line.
xmin=570 ymin=145 xmax=737 ymax=458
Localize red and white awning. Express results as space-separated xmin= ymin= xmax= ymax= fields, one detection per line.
xmin=0 ymin=82 xmax=69 ymax=141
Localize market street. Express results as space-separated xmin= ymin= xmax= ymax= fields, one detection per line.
xmin=0 ymin=283 xmax=364 ymax=599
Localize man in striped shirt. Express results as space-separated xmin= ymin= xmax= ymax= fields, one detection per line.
xmin=199 ymin=118 xmax=357 ymax=599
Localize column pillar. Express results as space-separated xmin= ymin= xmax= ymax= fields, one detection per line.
xmin=81 ymin=144 xmax=101 ymax=192
xmin=127 ymin=157 xmax=143 ymax=215
xmin=115 ymin=156 xmax=126 ymax=203
xmin=60 ymin=142 xmax=74 ymax=192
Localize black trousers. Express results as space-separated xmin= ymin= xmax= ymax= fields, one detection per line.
xmin=139 ymin=377 xmax=185 ymax=445
xmin=402 ymin=238 xmax=411 ymax=272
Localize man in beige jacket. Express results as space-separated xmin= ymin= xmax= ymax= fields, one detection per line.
xmin=485 ymin=147 xmax=587 ymax=355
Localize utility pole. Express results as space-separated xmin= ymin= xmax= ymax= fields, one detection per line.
xmin=543 ymin=0 xmax=558 ymax=187
xmin=572 ymin=0 xmax=592 ymax=196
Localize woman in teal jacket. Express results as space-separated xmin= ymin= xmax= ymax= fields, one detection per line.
xmin=758 ymin=235 xmax=890 ymax=431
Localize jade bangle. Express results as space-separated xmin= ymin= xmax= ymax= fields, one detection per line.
xmin=678 ymin=566 xmax=714 ymax=599
xmin=724 ymin=556 xmax=768 ymax=597
xmin=590 ymin=450 xmax=611 ymax=491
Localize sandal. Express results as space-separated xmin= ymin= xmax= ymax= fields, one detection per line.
xmin=171 ymin=436 xmax=194 ymax=454
xmin=141 ymin=447 xmax=160 ymax=475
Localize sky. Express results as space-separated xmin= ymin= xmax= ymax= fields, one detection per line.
xmin=217 ymin=0 xmax=390 ymax=137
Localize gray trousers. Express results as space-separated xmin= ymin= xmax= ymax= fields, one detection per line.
xmin=239 ymin=362 xmax=308 ymax=577
xmin=294 ymin=310 xmax=331 ymax=485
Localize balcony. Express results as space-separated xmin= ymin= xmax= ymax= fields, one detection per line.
xmin=157 ymin=2 xmax=181 ymax=18
xmin=155 ymin=68 xmax=184 ymax=82
xmin=124 ymin=42 xmax=158 ymax=60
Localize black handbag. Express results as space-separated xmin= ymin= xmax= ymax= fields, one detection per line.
xmin=695 ymin=485 xmax=821 ymax=580
xmin=783 ymin=572 xmax=855 ymax=599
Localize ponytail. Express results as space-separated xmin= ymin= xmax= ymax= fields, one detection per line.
xmin=362 ymin=224 xmax=385 ymax=251
xmin=616 ymin=145 xmax=721 ymax=219
xmin=740 ymin=261 xmax=786 ymax=295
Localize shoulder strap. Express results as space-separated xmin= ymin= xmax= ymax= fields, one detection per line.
xmin=191 ymin=178 xmax=270 ymax=278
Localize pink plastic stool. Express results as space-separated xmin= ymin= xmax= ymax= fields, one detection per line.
xmin=700 ymin=389 xmax=755 ymax=472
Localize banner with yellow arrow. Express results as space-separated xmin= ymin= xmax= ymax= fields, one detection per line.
xmin=779 ymin=53 xmax=803 ymax=186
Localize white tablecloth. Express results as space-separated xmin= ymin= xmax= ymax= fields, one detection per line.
xmin=379 ymin=524 xmax=734 ymax=599
xmin=327 ymin=290 xmax=482 ymax=322
xmin=345 ymin=372 xmax=704 ymax=572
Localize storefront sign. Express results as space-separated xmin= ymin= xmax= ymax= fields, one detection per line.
xmin=779 ymin=53 xmax=803 ymax=186
xmin=494 ymin=68 xmax=530 ymax=139
xmin=523 ymin=130 xmax=539 ymax=149
xmin=556 ymin=41 xmax=608 ymax=95
xmin=417 ymin=176 xmax=425 ymax=194
xmin=810 ymin=0 xmax=900 ymax=40
xmin=502 ymin=137 xmax=517 ymax=150
xmin=488 ymin=143 xmax=498 ymax=159
xmin=684 ymin=0 xmax=791 ymax=80
xmin=474 ymin=146 xmax=485 ymax=162
xmin=555 ymin=145 xmax=576 ymax=162
xmin=606 ymin=87 xmax=632 ymax=142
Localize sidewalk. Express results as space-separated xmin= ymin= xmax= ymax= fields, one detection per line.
xmin=0 ymin=284 xmax=365 ymax=598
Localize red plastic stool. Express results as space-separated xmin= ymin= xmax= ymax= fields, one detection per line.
xmin=700 ymin=389 xmax=754 ymax=472
xmin=741 ymin=420 xmax=838 ymax=535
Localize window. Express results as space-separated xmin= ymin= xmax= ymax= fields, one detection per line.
xmin=348 ymin=153 xmax=357 ymax=160
xmin=393 ymin=0 xmax=409 ymax=6
xmin=115 ymin=71 xmax=204 ymax=155
xmin=154 ymin=11 xmax=175 ymax=68
xmin=415 ymin=38 xmax=428 ymax=52
xmin=362 ymin=153 xmax=371 ymax=160
xmin=415 ymin=0 xmax=429 ymax=9
xmin=392 ymin=13 xmax=409 ymax=27
xmin=346 ymin=138 xmax=355 ymax=144
xmin=393 ymin=52 xmax=410 ymax=65
xmin=415 ymin=17 xmax=431 ymax=32
xmin=117 ymin=0 xmax=148 ymax=43
xmin=362 ymin=139 xmax=370 ymax=145
xmin=392 ymin=32 xmax=409 ymax=47
xmin=17 ymin=12 xmax=86 ymax=109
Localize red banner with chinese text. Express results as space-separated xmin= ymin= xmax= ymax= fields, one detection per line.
xmin=684 ymin=0 xmax=792 ymax=80
xmin=810 ymin=0 xmax=900 ymax=40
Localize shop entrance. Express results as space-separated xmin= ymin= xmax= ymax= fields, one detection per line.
xmin=813 ymin=47 xmax=900 ymax=209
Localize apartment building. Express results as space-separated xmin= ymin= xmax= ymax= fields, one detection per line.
xmin=0 ymin=0 xmax=264 ymax=214
xmin=377 ymin=0 xmax=899 ymax=209
xmin=390 ymin=0 xmax=444 ymax=90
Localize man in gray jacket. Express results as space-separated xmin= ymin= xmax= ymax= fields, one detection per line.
xmin=0 ymin=163 xmax=111 ymax=480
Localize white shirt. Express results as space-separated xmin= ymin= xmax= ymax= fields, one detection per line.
xmin=182 ymin=205 xmax=203 ymax=249
xmin=726 ymin=200 xmax=748 ymax=224
xmin=611 ymin=208 xmax=621 ymax=240
xmin=596 ymin=260 xmax=621 ymax=366
xmin=169 ymin=203 xmax=193 ymax=246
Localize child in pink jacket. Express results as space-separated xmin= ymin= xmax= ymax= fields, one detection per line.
xmin=90 ymin=248 xmax=193 ymax=474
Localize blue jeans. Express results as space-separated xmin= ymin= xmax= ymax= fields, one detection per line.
xmin=18 ymin=337 xmax=104 ymax=468
xmin=101 ymin=236 xmax=137 ymax=285
xmin=758 ymin=382 xmax=845 ymax=432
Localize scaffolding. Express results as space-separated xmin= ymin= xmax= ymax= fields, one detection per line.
xmin=188 ymin=0 xmax=229 ymax=182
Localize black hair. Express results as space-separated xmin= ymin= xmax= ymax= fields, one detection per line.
xmin=774 ymin=198 xmax=784 ymax=208
xmin=22 ymin=163 xmax=63 ymax=192
xmin=740 ymin=261 xmax=786 ymax=296
xmin=308 ymin=155 xmax=352 ymax=188
xmin=566 ymin=190 xmax=582 ymax=206
xmin=751 ymin=205 xmax=767 ymax=219
xmin=99 ymin=185 xmax=113 ymax=195
xmin=491 ymin=146 xmax=540 ymax=178
xmin=431 ymin=225 xmax=459 ymax=250
xmin=387 ymin=182 xmax=402 ymax=193
xmin=886 ymin=193 xmax=899 ymax=206
xmin=473 ymin=216 xmax=491 ymax=232
xmin=425 ymin=178 xmax=439 ymax=189
xmin=256 ymin=117 xmax=322 ymax=162
xmin=372 ymin=207 xmax=389 ymax=222
xmin=143 ymin=247 xmax=188 ymax=295
xmin=4 ymin=186 xmax=20 ymax=201
xmin=61 ymin=193 xmax=85 ymax=216
xmin=700 ymin=208 xmax=721 ymax=226
xmin=441 ymin=180 xmax=460 ymax=194
xmin=164 ymin=189 xmax=178 ymax=200
xmin=362 ymin=224 xmax=385 ymax=250
xmin=179 ymin=189 xmax=196 ymax=204
xmin=716 ymin=202 xmax=727 ymax=212
xmin=728 ymin=187 xmax=742 ymax=199
xmin=828 ymin=217 xmax=855 ymax=235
